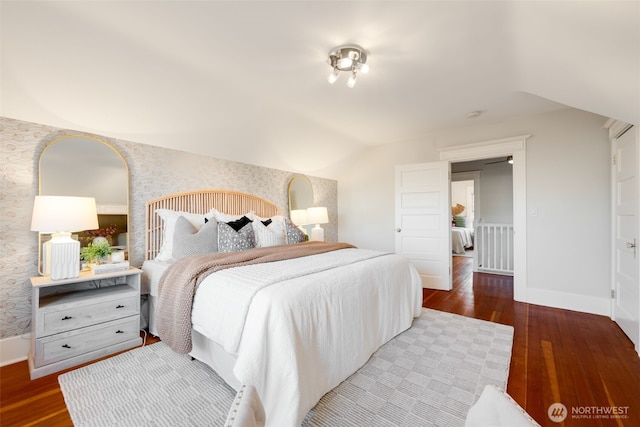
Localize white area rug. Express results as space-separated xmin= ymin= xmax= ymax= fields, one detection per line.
xmin=59 ymin=309 xmax=514 ymax=426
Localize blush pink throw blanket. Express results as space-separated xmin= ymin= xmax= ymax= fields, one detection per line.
xmin=156 ymin=241 xmax=355 ymax=353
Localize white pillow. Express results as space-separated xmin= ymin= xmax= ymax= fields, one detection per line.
xmin=252 ymin=218 xmax=286 ymax=247
xmin=155 ymin=209 xmax=210 ymax=261
xmin=252 ymin=214 xmax=285 ymax=223
xmin=209 ymin=208 xmax=255 ymax=223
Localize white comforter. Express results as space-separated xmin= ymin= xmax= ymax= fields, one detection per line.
xmin=191 ymin=248 xmax=423 ymax=427
xmin=452 ymin=227 xmax=474 ymax=254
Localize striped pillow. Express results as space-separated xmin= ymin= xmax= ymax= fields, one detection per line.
xmin=252 ymin=218 xmax=286 ymax=247
xmin=454 ymin=215 xmax=467 ymax=227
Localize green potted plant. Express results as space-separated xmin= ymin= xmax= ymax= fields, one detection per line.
xmin=80 ymin=241 xmax=112 ymax=265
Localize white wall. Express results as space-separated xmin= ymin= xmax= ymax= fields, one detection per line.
xmin=0 ymin=117 xmax=339 ymax=342
xmin=452 ymin=162 xmax=513 ymax=224
xmin=337 ymin=136 xmax=439 ymax=252
xmin=338 ymin=108 xmax=611 ymax=315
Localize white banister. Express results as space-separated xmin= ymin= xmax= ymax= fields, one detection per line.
xmin=475 ymin=223 xmax=514 ymax=275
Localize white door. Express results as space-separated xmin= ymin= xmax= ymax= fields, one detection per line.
xmin=612 ymin=126 xmax=639 ymax=353
xmin=395 ymin=162 xmax=452 ymax=290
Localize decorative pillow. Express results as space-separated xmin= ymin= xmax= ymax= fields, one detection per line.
xmin=226 ymin=215 xmax=253 ymax=232
xmin=155 ymin=209 xmax=209 ymax=261
xmin=252 ymin=214 xmax=285 ymax=223
xmin=172 ymin=216 xmax=218 ymax=260
xmin=224 ymin=385 xmax=266 ymax=427
xmin=252 ymin=218 xmax=286 ymax=247
xmin=284 ymin=217 xmax=306 ymax=244
xmin=209 ymin=208 xmax=254 ymax=223
xmin=454 ymin=215 xmax=467 ymax=227
xmin=218 ymin=222 xmax=256 ymax=252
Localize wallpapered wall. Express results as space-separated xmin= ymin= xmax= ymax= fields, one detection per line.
xmin=0 ymin=116 xmax=338 ymax=339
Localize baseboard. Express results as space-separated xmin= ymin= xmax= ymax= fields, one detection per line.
xmin=0 ymin=334 xmax=30 ymax=367
xmin=526 ymin=288 xmax=611 ymax=317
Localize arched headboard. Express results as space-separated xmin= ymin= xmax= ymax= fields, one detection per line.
xmin=145 ymin=189 xmax=279 ymax=260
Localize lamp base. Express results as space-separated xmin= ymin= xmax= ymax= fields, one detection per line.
xmin=43 ymin=232 xmax=80 ymax=280
xmin=310 ymin=224 xmax=325 ymax=242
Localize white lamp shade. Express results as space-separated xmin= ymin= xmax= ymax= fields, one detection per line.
xmin=307 ymin=207 xmax=329 ymax=225
xmin=31 ymin=196 xmax=99 ymax=233
xmin=290 ymin=209 xmax=309 ymax=226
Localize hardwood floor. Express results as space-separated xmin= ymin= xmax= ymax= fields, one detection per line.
xmin=423 ymin=256 xmax=640 ymax=426
xmin=2 ymin=256 xmax=639 ymax=426
xmin=0 ymin=333 xmax=160 ymax=427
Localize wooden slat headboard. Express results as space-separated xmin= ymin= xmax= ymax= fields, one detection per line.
xmin=145 ymin=189 xmax=279 ymax=260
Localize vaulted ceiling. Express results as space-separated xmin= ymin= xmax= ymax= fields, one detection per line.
xmin=2 ymin=1 xmax=638 ymax=177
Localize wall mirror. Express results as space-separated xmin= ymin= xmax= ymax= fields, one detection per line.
xmin=288 ymin=175 xmax=314 ymax=234
xmin=288 ymin=174 xmax=314 ymax=211
xmin=39 ymin=135 xmax=129 ymax=270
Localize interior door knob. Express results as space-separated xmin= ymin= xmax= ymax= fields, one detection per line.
xmin=627 ymin=239 xmax=637 ymax=258
xmin=396 ymin=228 xmax=402 ymax=232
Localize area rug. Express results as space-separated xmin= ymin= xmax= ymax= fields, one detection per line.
xmin=59 ymin=308 xmax=514 ymax=427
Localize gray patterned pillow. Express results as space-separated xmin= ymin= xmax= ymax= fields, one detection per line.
xmin=284 ymin=217 xmax=307 ymax=244
xmin=172 ymin=216 xmax=218 ymax=260
xmin=218 ymin=222 xmax=256 ymax=252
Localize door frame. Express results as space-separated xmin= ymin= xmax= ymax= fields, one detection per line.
xmin=608 ymin=120 xmax=639 ymax=353
xmin=439 ymin=135 xmax=529 ymax=302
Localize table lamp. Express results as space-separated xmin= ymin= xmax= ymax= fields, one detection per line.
xmin=307 ymin=207 xmax=329 ymax=242
xmin=31 ymin=196 xmax=99 ymax=280
xmin=290 ymin=209 xmax=310 ymax=235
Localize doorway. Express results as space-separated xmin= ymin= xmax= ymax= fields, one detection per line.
xmin=439 ymin=135 xmax=528 ymax=302
xmin=451 ymin=175 xmax=477 ymax=261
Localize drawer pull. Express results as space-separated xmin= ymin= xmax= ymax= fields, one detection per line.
xmin=115 ymin=305 xmax=125 ymax=309
xmin=62 ymin=344 xmax=71 ymax=349
xmin=61 ymin=316 xmax=73 ymax=321
xmin=115 ymin=330 xmax=124 ymax=334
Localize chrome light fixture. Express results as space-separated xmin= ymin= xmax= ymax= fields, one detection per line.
xmin=327 ymin=45 xmax=369 ymax=88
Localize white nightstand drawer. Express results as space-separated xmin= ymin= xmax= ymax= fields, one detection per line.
xmin=30 ymin=268 xmax=143 ymax=379
xmin=35 ymin=316 xmax=140 ymax=367
xmin=37 ymin=286 xmax=138 ymax=337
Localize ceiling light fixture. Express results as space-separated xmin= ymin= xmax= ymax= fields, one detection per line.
xmin=327 ymin=45 xmax=368 ymax=88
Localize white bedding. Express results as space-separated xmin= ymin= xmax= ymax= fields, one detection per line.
xmin=192 ymin=248 xmax=390 ymax=354
xmin=452 ymin=227 xmax=474 ymax=254
xmin=147 ymin=248 xmax=422 ymax=427
xmin=141 ymin=259 xmax=172 ymax=336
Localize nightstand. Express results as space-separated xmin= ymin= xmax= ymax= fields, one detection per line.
xmin=29 ymin=267 xmax=143 ymax=379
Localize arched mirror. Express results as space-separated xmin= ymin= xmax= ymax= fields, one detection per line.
xmin=288 ymin=174 xmax=314 ymax=211
xmin=39 ymin=135 xmax=129 ymax=271
xmin=288 ymin=175 xmax=314 ymax=234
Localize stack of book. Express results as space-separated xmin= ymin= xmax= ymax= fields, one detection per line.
xmin=91 ymin=261 xmax=130 ymax=274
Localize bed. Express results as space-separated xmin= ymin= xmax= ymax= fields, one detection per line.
xmin=452 ymin=226 xmax=474 ymax=254
xmin=141 ymin=189 xmax=422 ymax=427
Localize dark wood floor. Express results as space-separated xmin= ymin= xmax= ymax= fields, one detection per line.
xmin=2 ymin=256 xmax=639 ymax=426
xmin=0 ymin=333 xmax=160 ymax=427
xmin=424 ymin=256 xmax=640 ymax=427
